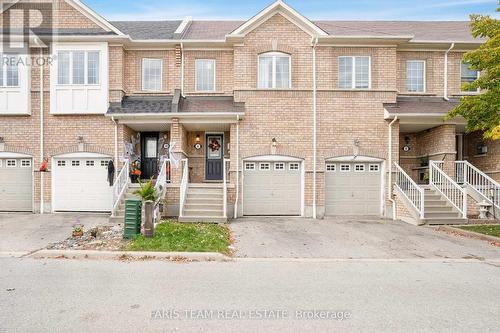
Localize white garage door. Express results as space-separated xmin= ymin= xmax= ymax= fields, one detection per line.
xmin=325 ymin=162 xmax=382 ymax=216
xmin=0 ymin=158 xmax=32 ymax=212
xmin=243 ymin=161 xmax=301 ymax=216
xmin=53 ymin=157 xmax=113 ymax=212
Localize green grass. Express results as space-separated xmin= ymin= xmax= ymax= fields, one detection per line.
xmin=127 ymin=221 xmax=231 ymax=254
xmin=458 ymin=225 xmax=500 ymax=238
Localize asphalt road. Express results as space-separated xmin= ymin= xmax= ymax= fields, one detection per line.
xmin=1 ymin=257 xmax=500 ymax=333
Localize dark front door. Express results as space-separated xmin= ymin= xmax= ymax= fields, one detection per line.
xmin=205 ymin=134 xmax=223 ymax=181
xmin=141 ymin=132 xmax=159 ymax=179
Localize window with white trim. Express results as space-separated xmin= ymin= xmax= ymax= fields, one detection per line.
xmin=57 ymin=51 xmax=100 ymax=85
xmin=57 ymin=160 xmax=66 ymax=167
xmin=101 ymin=160 xmax=109 ymax=167
xmin=6 ymin=160 xmax=16 ymax=167
xmin=21 ymin=160 xmax=31 ymax=167
xmin=71 ymin=160 xmax=80 ymax=167
xmin=406 ymin=60 xmax=425 ymax=92
xmin=354 ymin=164 xmax=365 ymax=172
xmin=460 ymin=62 xmax=479 ymax=92
xmin=0 ymin=54 xmax=19 ymax=87
xmin=326 ymin=164 xmax=336 ymax=172
xmin=289 ymin=163 xmax=300 ymax=171
xmin=338 ymin=56 xmax=370 ymax=89
xmin=244 ymin=162 xmax=255 ymax=170
xmin=274 ymin=162 xmax=285 ymax=170
xmin=340 ymin=164 xmax=351 ymax=172
xmin=369 ymin=164 xmax=380 ymax=172
xmin=195 ymin=59 xmax=215 ymax=92
xmin=258 ymin=52 xmax=291 ymax=89
xmin=259 ymin=163 xmax=270 ymax=170
xmin=86 ymin=160 xmax=95 ymax=167
xmin=142 ymin=58 xmax=162 ymax=91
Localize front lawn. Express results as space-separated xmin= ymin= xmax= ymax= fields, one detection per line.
xmin=458 ymin=225 xmax=500 ymax=238
xmin=127 ymin=221 xmax=231 ymax=254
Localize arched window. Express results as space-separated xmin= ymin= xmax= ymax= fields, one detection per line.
xmin=258 ymin=52 xmax=291 ymax=89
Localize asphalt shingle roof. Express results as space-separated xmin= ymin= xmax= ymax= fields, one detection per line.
xmin=384 ymin=96 xmax=460 ymax=115
xmin=110 ymin=21 xmax=182 ymax=39
xmin=107 ymin=96 xmax=173 ymax=114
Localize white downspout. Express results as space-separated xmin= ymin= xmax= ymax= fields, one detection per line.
xmin=234 ymin=115 xmax=240 ymax=219
xmin=312 ymin=37 xmax=318 ymax=219
xmin=180 ymin=42 xmax=185 ymax=97
xmin=443 ymin=43 xmax=455 ymax=101
xmin=388 ymin=116 xmax=398 ymax=220
xmin=112 ymin=116 xmax=118 ymax=166
xmin=39 ymin=47 xmax=44 ymax=214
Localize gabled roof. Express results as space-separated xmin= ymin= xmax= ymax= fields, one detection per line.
xmin=64 ymin=0 xmax=124 ymax=36
xmin=228 ymin=0 xmax=328 ymax=37
xmin=110 ymin=21 xmax=182 ymax=40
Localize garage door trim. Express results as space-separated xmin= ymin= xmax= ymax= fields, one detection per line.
xmin=242 ymin=155 xmax=305 ymax=217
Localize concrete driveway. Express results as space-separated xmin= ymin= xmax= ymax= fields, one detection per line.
xmin=230 ymin=217 xmax=500 ymax=259
xmin=0 ymin=213 xmax=110 ymax=257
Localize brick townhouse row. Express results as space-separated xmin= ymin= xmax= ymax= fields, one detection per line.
xmin=0 ymin=0 xmax=498 ymax=224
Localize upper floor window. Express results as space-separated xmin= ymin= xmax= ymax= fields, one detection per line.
xmin=406 ymin=60 xmax=425 ymax=92
xmin=142 ymin=58 xmax=162 ymax=91
xmin=258 ymin=52 xmax=291 ymax=89
xmin=0 ymin=54 xmax=19 ymax=87
xmin=57 ymin=51 xmax=100 ymax=85
xmin=338 ymin=56 xmax=370 ymax=89
xmin=195 ymin=59 xmax=216 ymax=92
xmin=461 ymin=62 xmax=479 ymax=92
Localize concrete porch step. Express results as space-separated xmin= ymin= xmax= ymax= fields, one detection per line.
xmin=183 ymin=209 xmax=224 ymax=217
xmin=424 ymin=206 xmax=454 ymax=212
xmin=185 ymin=197 xmax=224 ymax=204
xmin=187 ymin=188 xmax=223 ymax=195
xmin=424 ymin=211 xmax=462 ymax=219
xmin=186 ymin=193 xmax=224 ymax=200
xmin=184 ymin=203 xmax=223 ymax=210
xmin=178 ymin=216 xmax=227 ymax=223
xmin=424 ymin=217 xmax=468 ymax=225
xmin=188 ymin=183 xmax=224 ymax=188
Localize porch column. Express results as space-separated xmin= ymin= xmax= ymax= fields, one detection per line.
xmin=169 ymin=118 xmax=188 ymax=184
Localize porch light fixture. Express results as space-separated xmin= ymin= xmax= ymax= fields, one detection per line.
xmin=76 ymin=135 xmax=84 ymax=143
xmin=0 ymin=137 xmax=4 ymax=143
xmin=272 ymin=138 xmax=277 ymax=147
xmin=195 ymin=134 xmax=201 ymax=143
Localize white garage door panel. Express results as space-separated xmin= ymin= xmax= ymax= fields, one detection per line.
xmin=325 ymin=163 xmax=381 ymax=216
xmin=0 ymin=158 xmax=32 ymax=211
xmin=53 ymin=158 xmax=112 ymax=212
xmin=243 ymin=163 xmax=301 ymax=216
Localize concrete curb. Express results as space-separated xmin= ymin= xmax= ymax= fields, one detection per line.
xmin=29 ymin=249 xmax=233 ymax=262
xmin=437 ymin=226 xmax=500 ymax=245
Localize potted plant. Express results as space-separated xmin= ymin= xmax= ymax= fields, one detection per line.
xmin=133 ymin=178 xmax=158 ymax=238
xmin=72 ymin=225 xmax=84 ymax=238
xmin=130 ymin=160 xmax=141 ymax=183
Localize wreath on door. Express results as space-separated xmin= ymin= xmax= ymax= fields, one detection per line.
xmin=209 ymin=138 xmax=221 ymax=152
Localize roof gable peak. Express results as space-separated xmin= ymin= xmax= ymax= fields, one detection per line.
xmin=229 ymin=0 xmax=327 ymax=37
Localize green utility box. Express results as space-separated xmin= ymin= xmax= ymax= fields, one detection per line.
xmin=123 ymin=199 xmax=142 ymax=239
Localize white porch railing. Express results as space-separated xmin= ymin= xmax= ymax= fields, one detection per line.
xmin=154 ymin=159 xmax=170 ymax=198
xmin=178 ymin=159 xmax=189 ymax=217
xmin=111 ymin=159 xmax=129 ymax=217
xmin=223 ymin=158 xmax=230 ymax=218
xmin=456 ymin=160 xmax=500 ymax=210
xmin=430 ymin=161 xmax=467 ymax=218
xmin=394 ymin=162 xmax=425 ymax=219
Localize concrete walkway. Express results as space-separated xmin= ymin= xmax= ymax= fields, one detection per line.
xmin=0 ymin=213 xmax=110 ymax=256
xmin=230 ymin=217 xmax=500 ymax=259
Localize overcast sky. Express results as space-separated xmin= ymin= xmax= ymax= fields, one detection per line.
xmin=86 ymin=0 xmax=499 ymax=21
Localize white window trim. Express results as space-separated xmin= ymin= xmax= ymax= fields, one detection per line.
xmin=20 ymin=159 xmax=31 ymax=167
xmin=71 ymin=160 xmax=80 ymax=166
xmin=369 ymin=164 xmax=380 ymax=172
xmin=274 ymin=162 xmax=285 ymax=170
xmin=354 ymin=164 xmax=365 ymax=172
xmin=0 ymin=54 xmax=20 ymax=88
xmin=289 ymin=163 xmax=300 ymax=171
xmin=56 ymin=50 xmax=101 ymax=86
xmin=460 ymin=61 xmax=480 ymax=93
xmin=338 ymin=56 xmax=371 ymax=89
xmin=195 ymin=59 xmax=216 ymax=92
xmin=142 ymin=58 xmax=163 ymax=92
xmin=57 ymin=160 xmax=66 ymax=167
xmin=244 ymin=162 xmax=255 ymax=171
xmin=340 ymin=164 xmax=351 ymax=172
xmin=86 ymin=160 xmax=95 ymax=167
xmin=326 ymin=164 xmax=336 ymax=172
xmin=259 ymin=162 xmax=271 ymax=170
xmin=258 ymin=52 xmax=292 ymax=89
xmin=6 ymin=159 xmax=16 ymax=167
xmin=406 ymin=60 xmax=426 ymax=93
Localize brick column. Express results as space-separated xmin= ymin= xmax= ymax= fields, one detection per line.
xmin=169 ymin=118 xmax=187 ymax=184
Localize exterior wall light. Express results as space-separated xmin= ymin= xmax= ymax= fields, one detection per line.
xmin=272 ymin=138 xmax=277 ymax=147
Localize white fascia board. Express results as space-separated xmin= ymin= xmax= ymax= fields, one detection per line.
xmin=326 ymin=156 xmax=384 ymax=162
xmin=53 ymin=152 xmax=112 ymax=158
xmin=244 ymin=155 xmax=303 ymax=162
xmin=0 ymin=152 xmax=33 ymax=158
xmin=65 ymin=0 xmax=125 ymax=36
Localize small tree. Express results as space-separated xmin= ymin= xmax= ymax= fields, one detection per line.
xmin=446 ymin=7 xmax=500 ymax=140
xmin=133 ymin=178 xmax=158 ymax=202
